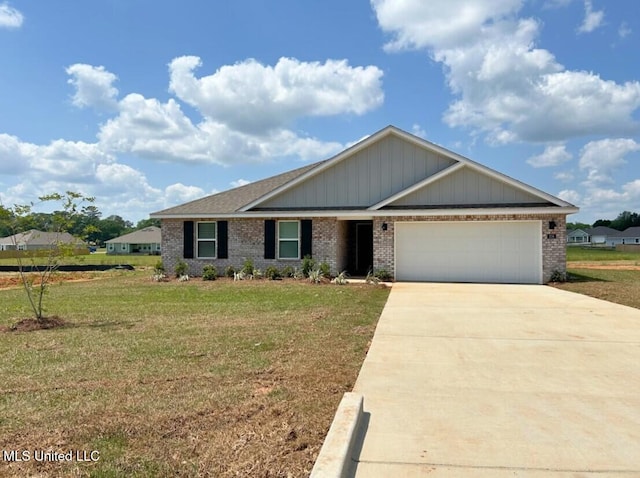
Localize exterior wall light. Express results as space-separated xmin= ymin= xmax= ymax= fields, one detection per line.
xmin=381 ymin=223 xmax=388 ymax=231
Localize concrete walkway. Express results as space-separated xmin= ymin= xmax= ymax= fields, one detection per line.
xmin=350 ymin=283 xmax=640 ymax=477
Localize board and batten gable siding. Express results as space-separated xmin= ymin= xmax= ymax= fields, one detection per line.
xmin=390 ymin=166 xmax=545 ymax=207
xmin=258 ymin=135 xmax=456 ymax=209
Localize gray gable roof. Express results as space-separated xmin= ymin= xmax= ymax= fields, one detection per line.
xmin=105 ymin=226 xmax=161 ymax=244
xmin=151 ymin=125 xmax=578 ymax=218
xmin=152 ymin=161 xmax=324 ymax=217
xmin=0 ymin=229 xmax=83 ymax=246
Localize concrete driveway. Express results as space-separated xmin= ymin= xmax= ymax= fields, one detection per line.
xmin=351 ymin=283 xmax=640 ymax=477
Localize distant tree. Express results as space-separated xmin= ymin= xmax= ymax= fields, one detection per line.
xmin=609 ymin=211 xmax=639 ymax=231
xmin=6 ymin=191 xmax=94 ymax=323
xmin=0 ymin=204 xmax=13 ymax=237
xmin=592 ymin=219 xmax=612 ymax=228
xmin=136 ymin=218 xmax=160 ymax=229
xmin=96 ymin=215 xmax=133 ymax=244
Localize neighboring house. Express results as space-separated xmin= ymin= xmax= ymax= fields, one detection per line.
xmin=567 ymin=228 xmax=590 ymax=244
xmin=151 ymin=126 xmax=578 ymax=284
xmin=0 ymin=229 xmax=86 ymax=251
xmin=586 ymin=226 xmax=619 ymax=245
xmin=105 ymin=226 xmax=161 ymax=255
xmin=613 ymin=226 xmax=640 ymax=246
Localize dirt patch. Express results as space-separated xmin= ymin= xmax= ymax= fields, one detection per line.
xmin=4 ymin=316 xmax=67 ymax=333
xmin=0 ymin=272 xmax=100 ymax=290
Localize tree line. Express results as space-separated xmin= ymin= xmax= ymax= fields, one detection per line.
xmin=568 ymin=210 xmax=640 ymax=231
xmin=0 ymin=203 xmax=159 ymax=246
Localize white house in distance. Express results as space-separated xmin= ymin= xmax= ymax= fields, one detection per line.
xmin=105 ymin=226 xmax=161 ymax=255
xmin=567 ymin=229 xmax=590 ymax=244
xmin=0 ymin=229 xmax=86 ymax=251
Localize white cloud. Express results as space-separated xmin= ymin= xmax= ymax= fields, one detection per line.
xmin=411 ymin=124 xmax=427 ymax=138
xmin=527 ymin=144 xmax=572 ymax=167
xmin=66 ymin=64 xmax=119 ymax=110
xmin=577 ymin=0 xmax=604 ymax=34
xmin=165 ymin=183 xmax=207 ymax=204
xmin=558 ymin=189 xmax=581 ymax=205
xmin=168 ymin=56 xmax=384 ymax=134
xmin=0 ymin=2 xmax=23 ymax=29
xmin=372 ymin=0 xmax=640 ymax=144
xmin=554 ymin=171 xmax=574 ymax=182
xmin=618 ymin=23 xmax=631 ymax=39
xmin=578 ymin=138 xmax=640 ymax=186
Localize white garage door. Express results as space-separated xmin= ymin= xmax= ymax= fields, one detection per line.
xmin=395 ymin=221 xmax=542 ymax=284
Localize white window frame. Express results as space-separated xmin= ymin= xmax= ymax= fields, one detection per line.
xmin=196 ymin=221 xmax=217 ymax=259
xmin=277 ymin=220 xmax=300 ymax=260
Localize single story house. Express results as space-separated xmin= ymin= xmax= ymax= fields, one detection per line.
xmin=586 ymin=226 xmax=619 ymax=245
xmin=151 ymin=126 xmax=578 ymax=284
xmin=567 ymin=228 xmax=590 ymax=244
xmin=105 ymin=226 xmax=161 ymax=255
xmin=0 ymin=229 xmax=86 ymax=251
xmin=610 ymin=226 xmax=640 ymax=246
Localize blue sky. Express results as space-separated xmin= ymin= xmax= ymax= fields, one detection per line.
xmin=1 ymin=0 xmax=638 ymax=224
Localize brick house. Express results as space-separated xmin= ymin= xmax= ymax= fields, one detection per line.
xmin=151 ymin=126 xmax=578 ymax=283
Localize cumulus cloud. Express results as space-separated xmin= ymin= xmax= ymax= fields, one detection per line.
xmin=0 ymin=2 xmax=23 ymax=29
xmin=230 ymin=179 xmax=251 ymax=188
xmin=371 ymin=0 xmax=640 ymax=144
xmin=165 ymin=183 xmax=207 ymax=204
xmin=527 ymin=144 xmax=572 ymax=167
xmin=578 ymin=138 xmax=640 ymax=186
xmin=66 ymin=64 xmax=119 ymax=110
xmin=577 ymin=0 xmax=604 ymax=34
xmin=554 ymin=171 xmax=574 ymax=182
xmin=618 ymin=23 xmax=631 ymax=39
xmin=168 ymin=56 xmax=384 ymax=134
xmin=557 ymin=189 xmax=581 ymax=205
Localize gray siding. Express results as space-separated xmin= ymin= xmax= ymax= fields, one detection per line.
xmin=392 ymin=167 xmax=545 ymax=206
xmin=259 ymin=135 xmax=456 ymax=208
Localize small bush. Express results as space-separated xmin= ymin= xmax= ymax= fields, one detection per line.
xmin=332 ymin=271 xmax=349 ymax=285
xmin=319 ymin=261 xmax=331 ymax=278
xmin=202 ymin=265 xmax=218 ymax=281
xmin=308 ymin=268 xmax=323 ymax=284
xmin=224 ymin=265 xmax=236 ymax=278
xmin=153 ymin=260 xmax=165 ymax=275
xmin=550 ymin=269 xmax=567 ymax=282
xmin=374 ymin=269 xmax=392 ymax=281
xmin=302 ymin=255 xmax=316 ymax=277
xmin=265 ymin=266 xmax=282 ymax=280
xmin=365 ymin=270 xmax=380 ymax=285
xmin=175 ymin=260 xmax=189 ymax=278
xmin=281 ymin=265 xmax=294 ymax=278
xmin=242 ymin=258 xmax=254 ymax=276
xmin=252 ymin=268 xmax=263 ymax=279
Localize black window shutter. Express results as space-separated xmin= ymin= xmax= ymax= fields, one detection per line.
xmin=183 ymin=221 xmax=194 ymax=259
xmin=300 ymin=219 xmax=312 ymax=258
xmin=217 ymin=221 xmax=228 ymax=259
xmin=264 ymin=220 xmax=276 ymax=259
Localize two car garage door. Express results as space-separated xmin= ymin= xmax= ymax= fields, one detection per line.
xmin=395 ymin=221 xmax=542 ymax=284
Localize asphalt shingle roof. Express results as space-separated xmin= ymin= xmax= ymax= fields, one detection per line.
xmin=151 ymin=161 xmax=325 ymax=217
xmin=105 ymin=226 xmax=161 ymax=244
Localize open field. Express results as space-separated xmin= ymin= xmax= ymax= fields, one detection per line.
xmin=552 ymin=248 xmax=640 ymax=309
xmin=0 ymin=272 xmax=389 ymax=477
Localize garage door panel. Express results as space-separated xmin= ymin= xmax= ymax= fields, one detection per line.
xmin=395 ymin=222 xmax=541 ymax=284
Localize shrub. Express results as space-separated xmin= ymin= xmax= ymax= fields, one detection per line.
xmin=265 ymin=265 xmax=282 ymax=280
xmin=202 ymin=265 xmax=218 ymax=281
xmin=331 ymin=271 xmax=349 ymax=285
xmin=374 ymin=269 xmax=392 ymax=281
xmin=242 ymin=258 xmax=254 ymax=276
xmin=365 ymin=270 xmax=380 ymax=285
xmin=224 ymin=265 xmax=236 ymax=278
xmin=302 ymin=255 xmax=316 ymax=277
xmin=153 ymin=260 xmax=165 ymax=275
xmin=252 ymin=268 xmax=263 ymax=279
xmin=319 ymin=261 xmax=331 ymax=278
xmin=307 ymin=268 xmax=323 ymax=284
xmin=175 ymin=260 xmax=189 ymax=278
xmin=281 ymin=265 xmax=294 ymax=278
xmin=550 ymin=269 xmax=567 ymax=282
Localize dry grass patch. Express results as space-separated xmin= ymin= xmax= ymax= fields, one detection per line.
xmin=552 ymin=268 xmax=640 ymax=309
xmin=0 ymin=273 xmax=389 ymax=477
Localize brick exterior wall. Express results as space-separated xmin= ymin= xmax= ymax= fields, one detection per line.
xmin=162 ymin=213 xmax=567 ymax=283
xmin=161 ymin=217 xmax=340 ymax=276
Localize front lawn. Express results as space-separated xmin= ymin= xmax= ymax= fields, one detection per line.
xmin=566 ymin=246 xmax=640 ymax=263
xmin=552 ymin=268 xmax=640 ymax=309
xmin=0 ymin=273 xmax=389 ymax=477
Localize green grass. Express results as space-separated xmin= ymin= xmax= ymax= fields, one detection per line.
xmin=553 ymin=268 xmax=640 ymax=309
xmin=0 ymin=251 xmax=159 ymax=267
xmin=0 ymin=273 xmax=389 ymax=477
xmin=566 ymin=246 xmax=640 ymax=262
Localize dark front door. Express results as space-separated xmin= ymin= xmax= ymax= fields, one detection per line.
xmin=347 ymin=221 xmax=373 ymax=276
